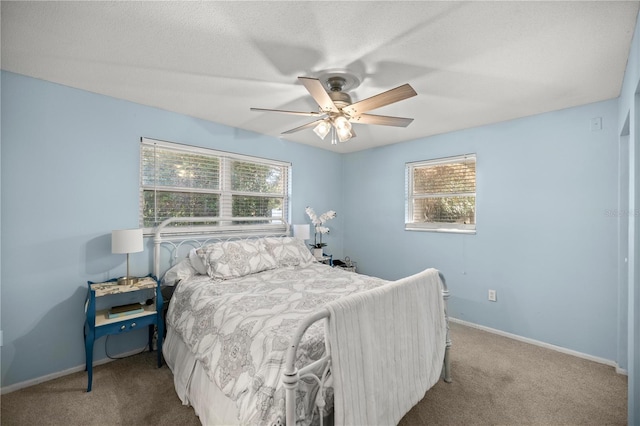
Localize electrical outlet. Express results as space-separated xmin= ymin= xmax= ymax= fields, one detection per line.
xmin=488 ymin=289 xmax=497 ymax=302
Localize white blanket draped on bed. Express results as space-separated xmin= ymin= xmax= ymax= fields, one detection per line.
xmin=325 ymin=268 xmax=447 ymax=426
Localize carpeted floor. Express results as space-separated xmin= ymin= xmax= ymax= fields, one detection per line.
xmin=399 ymin=322 xmax=627 ymax=425
xmin=0 ymin=322 xmax=627 ymax=425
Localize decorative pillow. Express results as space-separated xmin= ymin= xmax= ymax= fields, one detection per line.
xmin=197 ymin=239 xmax=278 ymax=280
xmin=263 ymin=236 xmax=316 ymax=267
xmin=162 ymin=258 xmax=198 ymax=286
xmin=188 ymin=248 xmax=208 ymax=275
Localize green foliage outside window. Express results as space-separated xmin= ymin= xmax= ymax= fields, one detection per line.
xmin=413 ymin=196 xmax=475 ymax=224
xmin=409 ymin=158 xmax=476 ymax=227
xmin=230 ymin=160 xmax=284 ymax=223
xmin=141 ymin=140 xmax=289 ymax=229
xmin=142 ymin=191 xmax=219 ymax=228
xmin=407 ymin=154 xmax=476 ymax=229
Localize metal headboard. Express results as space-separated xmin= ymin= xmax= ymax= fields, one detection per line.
xmin=152 ymin=216 xmax=290 ymax=279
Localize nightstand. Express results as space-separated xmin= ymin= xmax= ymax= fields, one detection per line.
xmin=333 ymin=256 xmax=357 ymax=273
xmin=317 ymin=254 xmax=333 ymax=266
xmin=84 ymin=276 xmax=163 ymax=392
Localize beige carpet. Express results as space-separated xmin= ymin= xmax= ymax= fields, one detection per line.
xmin=399 ymin=322 xmax=627 ymax=425
xmin=0 ymin=322 xmax=627 ymax=425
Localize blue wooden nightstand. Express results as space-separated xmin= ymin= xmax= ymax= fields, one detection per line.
xmin=84 ymin=276 xmax=163 ymax=392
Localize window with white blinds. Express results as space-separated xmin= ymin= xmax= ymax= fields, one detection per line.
xmin=140 ymin=138 xmax=290 ymax=234
xmin=405 ymin=154 xmax=476 ymax=233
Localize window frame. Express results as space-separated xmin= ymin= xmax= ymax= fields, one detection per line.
xmin=405 ymin=153 xmax=477 ymax=234
xmin=140 ymin=137 xmax=291 ymax=236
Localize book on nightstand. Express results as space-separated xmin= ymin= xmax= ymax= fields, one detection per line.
xmin=108 ymin=303 xmax=144 ymax=319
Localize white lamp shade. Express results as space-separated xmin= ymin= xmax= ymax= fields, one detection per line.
xmin=112 ymin=228 xmax=144 ymax=254
xmin=313 ymin=120 xmax=331 ymax=140
xmin=333 ymin=116 xmax=351 ymax=130
xmin=337 ymin=127 xmax=353 ymax=142
xmin=292 ymin=224 xmax=311 ymax=240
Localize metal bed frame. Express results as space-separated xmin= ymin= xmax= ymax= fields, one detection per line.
xmin=282 ymin=273 xmax=452 ymax=425
xmin=153 ymin=216 xmax=452 ymax=425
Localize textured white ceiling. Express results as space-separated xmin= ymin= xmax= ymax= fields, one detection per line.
xmin=2 ymin=1 xmax=638 ymax=153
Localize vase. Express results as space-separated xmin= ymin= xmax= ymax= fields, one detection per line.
xmin=313 ymin=248 xmax=324 ymax=259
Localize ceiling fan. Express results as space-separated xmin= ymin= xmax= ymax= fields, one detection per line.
xmin=250 ymin=70 xmax=417 ymax=144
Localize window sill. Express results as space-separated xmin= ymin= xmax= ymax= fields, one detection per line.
xmin=405 ymin=226 xmax=476 ymax=235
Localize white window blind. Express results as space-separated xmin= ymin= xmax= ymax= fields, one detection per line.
xmin=140 ymin=138 xmax=290 ymax=234
xmin=405 ymin=154 xmax=476 ymax=233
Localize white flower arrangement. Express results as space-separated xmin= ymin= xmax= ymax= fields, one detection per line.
xmin=305 ymin=206 xmax=336 ymax=248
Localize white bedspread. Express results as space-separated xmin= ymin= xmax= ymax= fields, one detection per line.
xmin=166 ymin=263 xmax=388 ymax=425
xmin=325 ymin=268 xmax=447 ymax=426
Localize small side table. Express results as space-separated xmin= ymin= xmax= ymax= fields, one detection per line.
xmin=335 ymin=256 xmax=357 ymax=273
xmin=317 ymin=254 xmax=333 ymax=266
xmin=84 ymin=276 xmax=163 ymax=392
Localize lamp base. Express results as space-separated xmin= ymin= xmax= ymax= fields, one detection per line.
xmin=117 ymin=276 xmax=139 ymax=286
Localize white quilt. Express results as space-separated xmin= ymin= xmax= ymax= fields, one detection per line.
xmin=166 ymin=263 xmax=388 ymax=425
xmin=325 ymin=268 xmax=447 ymax=426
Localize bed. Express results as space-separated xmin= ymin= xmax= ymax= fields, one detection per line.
xmin=154 ymin=217 xmax=452 ymax=426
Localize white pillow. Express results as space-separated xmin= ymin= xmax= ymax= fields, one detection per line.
xmin=188 ymin=248 xmax=208 ymax=275
xmin=162 ymin=258 xmax=197 ymax=286
xmin=197 ymin=239 xmax=278 ymax=280
xmin=263 ymin=236 xmax=316 ymax=267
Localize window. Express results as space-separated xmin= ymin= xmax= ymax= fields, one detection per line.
xmin=405 ymin=154 xmax=476 ymax=233
xmin=140 ymin=138 xmax=290 ymax=234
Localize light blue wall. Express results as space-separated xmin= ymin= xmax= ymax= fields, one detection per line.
xmin=617 ymin=9 xmax=640 ymax=425
xmin=343 ymin=99 xmax=620 ymax=362
xmin=0 ymin=71 xmax=344 ymax=388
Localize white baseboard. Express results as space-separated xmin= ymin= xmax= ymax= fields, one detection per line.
xmin=449 ymin=317 xmax=628 ymax=376
xmin=1 ymin=347 xmax=146 ymax=395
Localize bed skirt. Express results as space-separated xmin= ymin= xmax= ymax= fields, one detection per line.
xmin=164 ymin=327 xmax=241 ymax=425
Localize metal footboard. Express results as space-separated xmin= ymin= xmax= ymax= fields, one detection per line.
xmin=282 ymin=271 xmax=452 ymax=424
xmin=439 ymin=271 xmax=453 ymax=383
xmin=283 ymin=309 xmax=332 ymax=426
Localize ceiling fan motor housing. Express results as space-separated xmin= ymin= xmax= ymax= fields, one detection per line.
xmin=328 ymin=91 xmax=352 ymax=110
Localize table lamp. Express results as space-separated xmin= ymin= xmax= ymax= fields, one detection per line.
xmin=292 ymin=224 xmax=311 ymax=241
xmin=112 ymin=228 xmax=144 ymax=285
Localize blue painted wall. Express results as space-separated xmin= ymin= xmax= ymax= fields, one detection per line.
xmin=0 ymin=71 xmax=345 ymax=388
xmin=343 ymin=99 xmax=620 ymax=363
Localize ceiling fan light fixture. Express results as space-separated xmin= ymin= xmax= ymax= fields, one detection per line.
xmin=313 ymin=120 xmax=331 ymax=140
xmin=333 ymin=115 xmax=351 ymax=131
xmin=337 ymin=127 xmax=353 ymax=143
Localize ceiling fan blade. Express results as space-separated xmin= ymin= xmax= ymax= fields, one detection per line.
xmin=281 ymin=119 xmax=324 ymax=135
xmin=350 ymin=113 xmax=414 ymax=127
xmin=250 ymin=107 xmax=323 ymax=117
xmin=298 ymin=77 xmax=340 ymax=114
xmin=342 ymin=83 xmax=417 ymax=116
